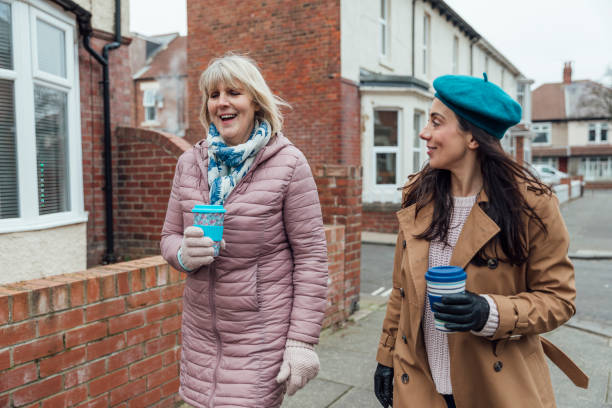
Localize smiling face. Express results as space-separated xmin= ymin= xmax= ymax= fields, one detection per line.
xmin=419 ymin=98 xmax=479 ymax=173
xmin=207 ymin=82 xmax=258 ymax=146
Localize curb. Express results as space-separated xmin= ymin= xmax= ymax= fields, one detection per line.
xmin=568 ymin=251 xmax=612 ymax=260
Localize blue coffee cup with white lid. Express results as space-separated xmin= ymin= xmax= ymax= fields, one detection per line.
xmin=425 ymin=266 xmax=467 ymax=332
xmin=191 ymin=205 xmax=226 ymax=255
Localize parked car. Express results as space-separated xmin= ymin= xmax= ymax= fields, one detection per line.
xmin=532 ymin=164 xmax=568 ymax=186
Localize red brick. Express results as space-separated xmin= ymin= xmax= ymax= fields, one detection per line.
xmin=145 ymin=334 xmax=176 ymax=356
xmin=13 ymin=334 xmax=63 ymax=365
xmin=50 ymin=285 xmax=69 ymax=311
xmin=100 ymin=276 xmax=116 ymax=299
xmin=130 ymin=270 xmax=145 ymax=293
xmin=109 ymin=311 xmax=145 ymax=334
xmin=159 ymin=377 xmax=179 ymax=398
xmin=0 ymin=362 xmax=37 ymax=392
xmin=86 ymin=334 xmax=126 ymax=361
xmin=146 ymin=363 xmax=178 ymax=389
xmin=129 ymin=355 xmax=162 ymax=380
xmin=85 ymin=298 xmax=125 ymax=322
xmin=89 ymin=368 xmax=128 ymax=396
xmin=161 ymin=348 xmax=180 ymax=366
xmin=6 ymin=292 xmax=30 ymax=322
xmin=117 ymin=273 xmax=130 ymax=295
xmin=65 ymin=321 xmax=107 ymax=347
xmin=127 ymin=387 xmax=161 ymax=408
xmin=12 ymin=375 xmax=62 ymax=406
xmin=70 ymin=281 xmax=85 ymax=307
xmin=107 ymin=346 xmax=144 ymax=372
xmin=161 ymin=315 xmax=181 ymax=334
xmin=0 ymin=349 xmax=9 ymax=371
xmin=0 ymin=296 xmax=8 ymax=324
xmin=86 ymin=278 xmax=101 ymax=303
xmin=144 ymin=267 xmax=157 ymax=288
xmin=145 ymin=302 xmax=179 ymax=323
xmin=40 ymin=347 xmax=86 ymax=377
xmin=0 ymin=321 xmax=36 ymax=348
xmin=110 ymin=378 xmax=146 ymax=406
xmin=126 ymin=289 xmax=161 ymax=309
xmin=160 ymin=284 xmax=183 ymax=302
xmin=74 ymin=394 xmax=108 ymax=408
xmin=41 ymin=385 xmax=87 ymax=408
xmin=0 ymin=394 xmax=8 ymax=408
xmin=38 ymin=309 xmax=84 ymax=336
xmin=126 ymin=323 xmax=160 ymax=346
xmin=65 ymin=360 xmax=106 ymax=388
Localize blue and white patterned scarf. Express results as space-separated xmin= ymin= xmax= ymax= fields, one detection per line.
xmin=207 ymin=119 xmax=271 ymax=205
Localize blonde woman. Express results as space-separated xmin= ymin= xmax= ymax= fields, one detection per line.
xmin=161 ymin=53 xmax=328 ymax=407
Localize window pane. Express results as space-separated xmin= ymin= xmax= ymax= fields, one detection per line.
xmin=374 ymin=111 xmax=397 ymax=146
xmin=0 ymin=79 xmax=18 ymax=218
xmin=533 ymin=132 xmax=548 ymax=143
xmin=0 ymin=2 xmax=12 ymax=70
xmin=380 ymin=0 xmax=385 ymax=19
xmin=413 ymin=151 xmax=421 ymax=173
xmin=601 ymin=125 xmax=608 ymax=142
xmin=376 ymin=152 xmax=396 ymax=184
xmin=413 ymin=112 xmax=422 ymax=148
xmin=35 ymin=85 xmax=70 ymax=214
xmin=588 ymin=126 xmax=596 ymax=142
xmin=37 ymin=19 xmax=66 ymax=78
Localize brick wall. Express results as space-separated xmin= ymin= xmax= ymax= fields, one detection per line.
xmin=314 ymin=164 xmax=362 ymax=314
xmin=80 ymin=35 xmax=134 ymax=267
xmin=0 ymin=257 xmax=184 ymax=408
xmin=0 ymin=226 xmax=345 ymax=406
xmin=362 ymin=202 xmax=400 ymax=234
xmin=187 ymin=0 xmax=347 ymax=165
xmin=115 ymin=127 xmax=191 ymax=260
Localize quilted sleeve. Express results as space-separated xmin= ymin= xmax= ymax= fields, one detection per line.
xmin=160 ymin=156 xmax=191 ymax=274
xmin=283 ymin=150 xmax=329 ymax=344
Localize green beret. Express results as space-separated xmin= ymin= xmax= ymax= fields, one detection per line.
xmin=433 ymin=73 xmax=522 ymax=139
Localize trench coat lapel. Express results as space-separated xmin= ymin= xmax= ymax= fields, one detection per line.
xmin=396 ymin=203 xmax=433 ymax=338
xmin=449 ymin=190 xmax=500 ymax=269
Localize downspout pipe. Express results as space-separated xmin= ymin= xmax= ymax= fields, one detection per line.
xmin=51 ymin=0 xmax=122 ymax=264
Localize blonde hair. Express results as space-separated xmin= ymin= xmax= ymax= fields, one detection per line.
xmin=199 ymin=53 xmax=290 ymax=136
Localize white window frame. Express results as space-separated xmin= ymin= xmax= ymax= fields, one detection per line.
xmin=588 ymin=122 xmax=609 ymax=144
xmin=379 ymin=0 xmax=389 ymax=59
xmin=452 ymin=35 xmax=458 ymax=74
xmin=579 ymin=156 xmax=612 ymax=181
xmin=422 ymin=13 xmax=430 ymax=76
xmin=373 ymin=108 xmax=401 ymax=187
xmin=412 ymin=110 xmax=425 ymax=173
xmin=531 ymin=122 xmax=552 ymax=145
xmin=0 ymin=0 xmax=85 ymax=233
xmin=143 ymin=89 xmax=157 ymax=122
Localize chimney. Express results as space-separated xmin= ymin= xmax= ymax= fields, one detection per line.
xmin=563 ymin=61 xmax=572 ymax=84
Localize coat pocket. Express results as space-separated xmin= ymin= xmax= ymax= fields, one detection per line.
xmin=214 ymin=260 xmax=260 ymax=312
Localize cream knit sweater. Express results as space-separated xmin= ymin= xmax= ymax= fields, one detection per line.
xmin=423 ymin=195 xmax=499 ymax=395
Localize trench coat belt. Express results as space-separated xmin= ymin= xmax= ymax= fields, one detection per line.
xmin=540 ymin=336 xmax=589 ymax=389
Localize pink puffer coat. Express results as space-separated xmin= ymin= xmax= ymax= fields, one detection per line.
xmin=160 ymin=134 xmax=328 ymax=408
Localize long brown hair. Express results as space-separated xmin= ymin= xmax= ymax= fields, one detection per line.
xmin=403 ymin=116 xmax=551 ymax=266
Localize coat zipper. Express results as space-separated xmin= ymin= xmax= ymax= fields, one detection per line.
xmin=209 ymin=263 xmax=222 ymax=408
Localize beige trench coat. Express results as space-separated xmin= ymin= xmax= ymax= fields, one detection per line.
xmin=376 ymin=186 xmax=588 ymax=408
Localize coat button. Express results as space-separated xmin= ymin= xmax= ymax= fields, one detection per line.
xmin=487 ymin=258 xmax=498 ymax=269
xmin=402 ymin=240 xmax=406 ymax=248
xmin=493 ymin=361 xmax=503 ymax=372
xmin=400 ymin=288 xmax=405 ymax=298
xmin=402 ymin=335 xmax=407 ymax=344
xmin=401 ymin=373 xmax=409 ymax=384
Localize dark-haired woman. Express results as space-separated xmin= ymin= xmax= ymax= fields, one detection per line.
xmin=373 ymin=74 xmax=587 ymax=408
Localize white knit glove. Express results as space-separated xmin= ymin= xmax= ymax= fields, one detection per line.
xmin=276 ymin=339 xmax=320 ymax=396
xmin=177 ymin=226 xmax=219 ymax=271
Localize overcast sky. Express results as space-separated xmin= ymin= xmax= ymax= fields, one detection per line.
xmin=129 ymin=0 xmax=612 ymax=88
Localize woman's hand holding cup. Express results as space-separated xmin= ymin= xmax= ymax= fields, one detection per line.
xmin=179 ymin=226 xmax=218 ymax=271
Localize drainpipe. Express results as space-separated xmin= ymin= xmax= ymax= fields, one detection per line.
xmin=51 ymin=0 xmax=122 ymax=264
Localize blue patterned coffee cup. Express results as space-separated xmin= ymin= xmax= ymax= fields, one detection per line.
xmin=191 ymin=205 xmax=226 ymax=256
xmin=425 ymin=266 xmax=466 ymax=332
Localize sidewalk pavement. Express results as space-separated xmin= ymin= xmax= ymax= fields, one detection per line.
xmin=281 ymin=294 xmax=612 ymax=408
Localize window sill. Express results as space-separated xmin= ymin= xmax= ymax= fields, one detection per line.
xmin=378 ymin=58 xmax=394 ymax=72
xmin=0 ymin=212 xmax=88 ymax=234
xmin=140 ymin=121 xmax=160 ymax=127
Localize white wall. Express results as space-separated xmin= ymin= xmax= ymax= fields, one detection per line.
xmin=0 ymin=223 xmax=87 ymax=285
xmin=73 ymin=0 xmax=130 ymax=35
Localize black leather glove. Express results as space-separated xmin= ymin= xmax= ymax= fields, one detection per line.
xmin=374 ymin=363 xmax=394 ymax=407
xmin=432 ymin=291 xmax=490 ymax=332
